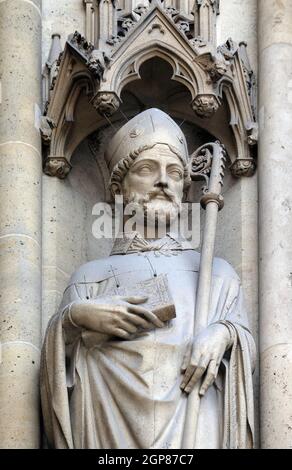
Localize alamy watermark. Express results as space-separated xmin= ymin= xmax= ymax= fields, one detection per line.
xmin=92 ymin=196 xmax=201 ymax=249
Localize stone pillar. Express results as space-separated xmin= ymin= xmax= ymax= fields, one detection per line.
xmin=84 ymin=0 xmax=94 ymax=43
xmin=0 ymin=0 xmax=42 ymax=448
xmin=258 ymin=0 xmax=292 ymax=449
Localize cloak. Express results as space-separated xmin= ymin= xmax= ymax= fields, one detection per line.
xmin=41 ymin=238 xmax=255 ymax=449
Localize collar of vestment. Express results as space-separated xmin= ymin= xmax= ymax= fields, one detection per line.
xmin=110 ymin=231 xmax=193 ymax=255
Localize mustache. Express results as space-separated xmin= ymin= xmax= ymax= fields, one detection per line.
xmin=147 ymin=188 xmax=176 ymax=202
xmin=124 ymin=189 xmax=181 ymax=209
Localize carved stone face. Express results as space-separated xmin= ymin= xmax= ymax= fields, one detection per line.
xmin=120 ymin=144 xmax=185 ymax=227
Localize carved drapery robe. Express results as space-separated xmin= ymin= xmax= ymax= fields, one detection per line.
xmin=40 ymin=233 xmax=255 ymax=449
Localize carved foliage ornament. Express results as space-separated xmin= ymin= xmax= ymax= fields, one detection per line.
xmin=44 ymin=158 xmax=72 ymax=179
xmin=91 ymin=92 xmax=121 ymax=117
xmin=40 ymin=116 xmax=55 ymax=144
xmin=70 ymin=31 xmax=94 ymax=58
xmin=217 ymin=37 xmax=238 ymax=62
xmin=230 ymin=159 xmax=256 ymax=178
xmin=195 ymin=52 xmax=227 ymax=83
xmin=191 ymin=94 xmax=221 ymax=119
xmin=87 ymin=50 xmax=110 ymax=79
xmin=190 ymin=141 xmax=226 ymax=210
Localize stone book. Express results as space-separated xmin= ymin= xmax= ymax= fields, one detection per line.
xmin=113 ymin=274 xmax=176 ymax=322
xmin=81 ymin=274 xmax=176 ymax=348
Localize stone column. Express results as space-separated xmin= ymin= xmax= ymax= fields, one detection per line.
xmin=84 ymin=0 xmax=94 ymax=43
xmin=258 ymin=0 xmax=292 ymax=449
xmin=0 ymin=0 xmax=42 ymax=448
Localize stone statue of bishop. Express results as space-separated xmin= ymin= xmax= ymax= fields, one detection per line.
xmin=40 ymin=108 xmax=255 ymax=449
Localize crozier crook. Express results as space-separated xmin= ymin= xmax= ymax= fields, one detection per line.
xmin=182 ymin=141 xmax=226 ymax=448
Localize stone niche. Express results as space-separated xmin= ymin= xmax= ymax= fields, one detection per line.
xmin=41 ymin=1 xmax=258 ymax=442
xmin=42 ymin=54 xmax=216 ymax=329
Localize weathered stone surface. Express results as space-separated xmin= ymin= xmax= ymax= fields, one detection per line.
xmin=219 ymin=0 xmax=257 ymax=72
xmin=0 ymin=1 xmax=41 ymax=146
xmin=42 ymin=0 xmax=85 ymax=67
xmin=0 ymin=0 xmax=42 ymax=450
xmin=258 ymin=0 xmax=292 ymax=51
xmin=0 ymin=236 xmax=41 ymax=347
xmin=0 ymin=343 xmax=40 ymax=449
xmin=260 ymin=345 xmax=292 ymax=449
xmin=0 ymin=144 xmax=42 ymax=239
xmin=258 ymin=0 xmax=292 ymax=450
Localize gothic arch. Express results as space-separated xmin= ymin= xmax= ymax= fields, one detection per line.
xmin=41 ymin=1 xmax=257 ymax=179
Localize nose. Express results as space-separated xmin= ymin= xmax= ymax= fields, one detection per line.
xmin=154 ymin=167 xmax=168 ymax=189
xmin=154 ymin=180 xmax=168 ymax=190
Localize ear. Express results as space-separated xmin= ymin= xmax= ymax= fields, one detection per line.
xmin=110 ymin=182 xmax=122 ymax=198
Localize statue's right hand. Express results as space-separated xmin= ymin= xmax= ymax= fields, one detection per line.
xmin=69 ymin=296 xmax=165 ymax=340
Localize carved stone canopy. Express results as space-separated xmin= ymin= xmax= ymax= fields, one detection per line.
xmin=41 ymin=1 xmax=257 ymax=179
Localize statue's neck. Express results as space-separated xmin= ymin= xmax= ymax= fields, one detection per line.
xmin=123 ymin=218 xmax=171 ymax=241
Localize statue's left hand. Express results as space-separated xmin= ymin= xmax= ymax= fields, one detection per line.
xmin=180 ymin=323 xmax=232 ymax=396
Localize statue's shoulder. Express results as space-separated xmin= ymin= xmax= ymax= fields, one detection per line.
xmin=184 ymin=250 xmax=239 ymax=282
xmin=68 ymin=256 xmax=112 ymax=284
xmin=212 ymin=256 xmax=240 ymax=282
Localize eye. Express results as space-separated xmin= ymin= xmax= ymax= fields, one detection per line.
xmin=167 ymin=167 xmax=183 ymax=181
xmin=133 ymin=164 xmax=154 ymax=175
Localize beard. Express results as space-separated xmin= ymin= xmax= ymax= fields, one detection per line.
xmin=123 ymin=188 xmax=182 ymax=230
